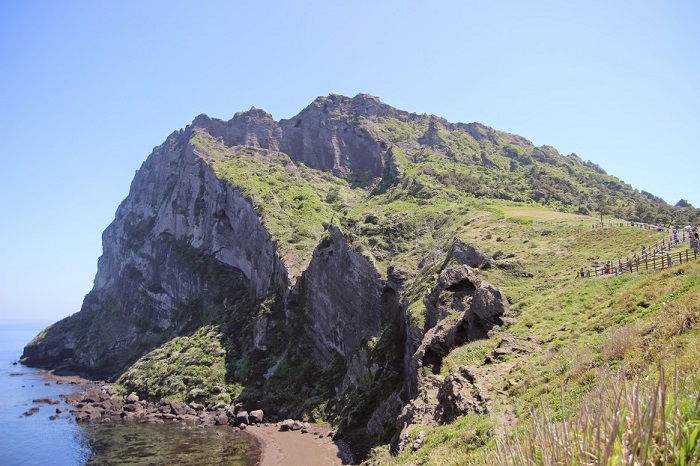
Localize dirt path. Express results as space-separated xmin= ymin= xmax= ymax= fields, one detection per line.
xmin=469 ymin=333 xmax=538 ymax=435
xmin=470 ymin=360 xmax=520 ymax=435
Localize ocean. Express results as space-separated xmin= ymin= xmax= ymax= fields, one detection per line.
xmin=0 ymin=322 xmax=259 ymax=466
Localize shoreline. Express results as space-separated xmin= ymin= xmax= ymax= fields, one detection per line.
xmin=29 ymin=372 xmax=355 ymax=465
xmin=244 ymin=423 xmax=353 ymax=466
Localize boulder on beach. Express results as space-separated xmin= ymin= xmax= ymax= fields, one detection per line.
xmin=291 ymin=420 xmax=305 ymax=431
xmin=23 ymin=407 xmax=40 ymax=416
xmin=235 ymin=410 xmax=249 ymax=425
xmin=249 ymin=409 xmax=264 ymax=423
xmin=279 ymin=419 xmax=295 ymax=431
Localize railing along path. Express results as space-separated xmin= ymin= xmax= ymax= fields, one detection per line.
xmin=578 ymin=222 xmax=699 ymax=278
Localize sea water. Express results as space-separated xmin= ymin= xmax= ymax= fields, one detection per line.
xmin=0 ymin=322 xmax=260 ymax=466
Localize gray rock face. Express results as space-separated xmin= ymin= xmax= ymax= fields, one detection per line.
xmin=279 ymin=94 xmax=396 ymax=178
xmin=192 ymin=109 xmax=282 ymax=151
xmin=424 ymin=264 xmax=506 ymax=331
xmin=395 ymin=366 xmax=487 ymax=453
xmin=23 ymin=127 xmax=287 ymax=376
xmin=401 ymin=264 xmax=508 ymax=413
xmin=441 ymin=239 xmax=491 ymax=270
xmin=296 ymin=226 xmax=384 ymax=370
xmin=190 ymin=93 xmax=410 ymax=180
xmin=435 ymin=366 xmax=486 ymax=424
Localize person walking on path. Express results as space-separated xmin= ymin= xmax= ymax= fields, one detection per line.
xmin=691 ymin=227 xmax=699 ymax=253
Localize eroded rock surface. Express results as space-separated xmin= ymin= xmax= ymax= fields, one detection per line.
xmin=22 ymin=125 xmax=288 ymax=376
xmin=296 ymin=226 xmax=385 ymax=370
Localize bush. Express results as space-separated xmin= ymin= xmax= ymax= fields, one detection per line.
xmin=601 ymin=324 xmax=642 ymax=361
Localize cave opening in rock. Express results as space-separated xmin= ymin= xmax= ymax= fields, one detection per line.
xmin=423 ymin=347 xmax=443 ymax=375
xmin=445 ymin=279 xmax=476 ymax=295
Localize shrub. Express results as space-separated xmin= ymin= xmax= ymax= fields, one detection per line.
xmin=601 ymin=324 xmax=642 ymax=361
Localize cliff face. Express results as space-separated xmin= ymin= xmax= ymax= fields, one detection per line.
xmin=27 ymin=92 xmax=692 ymax=458
xmin=279 ymin=94 xmax=400 ymax=178
xmin=23 ymin=126 xmax=288 ymax=375
xmin=296 ymin=226 xmax=387 ymax=370
xmin=192 ymin=93 xmax=402 ymax=179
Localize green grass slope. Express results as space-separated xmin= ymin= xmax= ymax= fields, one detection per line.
xmin=369 ymin=211 xmax=699 ymax=464
xmin=154 ymin=109 xmax=698 ymax=463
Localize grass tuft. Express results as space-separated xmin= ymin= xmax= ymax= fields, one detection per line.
xmin=496 ymin=368 xmax=700 ymax=465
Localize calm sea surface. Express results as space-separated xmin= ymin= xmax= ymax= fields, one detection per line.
xmin=0 ymin=322 xmax=259 ymax=466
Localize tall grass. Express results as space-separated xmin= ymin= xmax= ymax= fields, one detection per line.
xmin=496 ymin=368 xmax=700 ymax=465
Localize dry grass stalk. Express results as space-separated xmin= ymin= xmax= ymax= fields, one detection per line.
xmin=496 ymin=368 xmax=700 ymax=465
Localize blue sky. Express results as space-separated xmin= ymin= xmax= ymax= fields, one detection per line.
xmin=1 ymin=0 xmax=698 ymax=322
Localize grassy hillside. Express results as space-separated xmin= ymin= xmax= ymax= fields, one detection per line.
xmin=366 ymin=205 xmax=699 ymax=465
xmin=361 ymin=114 xmax=699 ymax=226
xmin=175 ymin=110 xmax=699 ymax=464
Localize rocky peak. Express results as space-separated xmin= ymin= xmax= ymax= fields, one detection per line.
xmin=278 ymin=95 xmax=391 ymax=177
xmin=190 ymin=109 xmax=281 ymax=150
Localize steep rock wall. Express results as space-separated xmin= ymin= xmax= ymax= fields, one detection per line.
xmin=294 ymin=226 xmax=387 ymax=370
xmin=23 ymin=128 xmax=288 ymax=376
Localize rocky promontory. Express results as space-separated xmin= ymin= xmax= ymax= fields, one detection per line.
xmin=22 ymin=93 xmax=688 ymax=462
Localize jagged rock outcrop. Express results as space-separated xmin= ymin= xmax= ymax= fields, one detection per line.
xmin=191 ymin=108 xmax=282 ymax=151
xmin=395 ymin=366 xmax=487 ymax=452
xmin=190 ymin=93 xmax=412 ymax=180
xmin=22 ymin=93 xmax=519 ymax=458
xmin=441 ymin=239 xmax=491 ymax=270
xmin=393 ymin=263 xmax=508 ymax=448
xmin=294 ymin=226 xmax=387 ymax=370
xmin=423 ymin=264 xmax=506 ymax=333
xmin=279 ymin=94 xmax=397 ymax=178
xmin=23 ymin=126 xmax=288 ymax=375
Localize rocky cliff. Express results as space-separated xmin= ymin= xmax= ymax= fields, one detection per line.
xmin=23 ymin=93 xmax=696 ymax=460
xmin=24 ymin=123 xmax=289 ymax=376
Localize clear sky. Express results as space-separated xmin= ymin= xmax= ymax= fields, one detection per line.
xmin=1 ymin=0 xmax=698 ymax=322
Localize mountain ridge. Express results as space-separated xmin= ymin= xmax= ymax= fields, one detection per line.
xmin=21 ymin=93 xmax=699 ymax=463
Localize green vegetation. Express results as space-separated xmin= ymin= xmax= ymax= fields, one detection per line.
xmin=394 ymin=415 xmax=494 ymax=465
xmin=381 ymin=248 xmax=699 ymax=464
xmin=117 ymin=326 xmax=236 ymax=404
xmin=496 ymin=370 xmax=700 ymax=465
xmin=363 ymin=116 xmax=700 ymax=226
xmin=126 ymin=110 xmax=699 ymax=462
xmin=191 ymin=129 xmax=359 ymax=273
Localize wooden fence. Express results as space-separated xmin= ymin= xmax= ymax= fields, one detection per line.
xmin=578 ymin=225 xmax=699 ymax=278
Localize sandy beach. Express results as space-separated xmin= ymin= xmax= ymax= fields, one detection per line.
xmin=245 ymin=423 xmax=354 ymax=466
